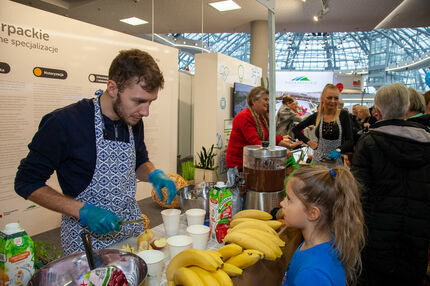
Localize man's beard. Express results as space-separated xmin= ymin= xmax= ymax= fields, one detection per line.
xmin=112 ymin=92 xmax=138 ymax=126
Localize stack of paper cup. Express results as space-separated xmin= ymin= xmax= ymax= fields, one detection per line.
xmin=186 ymin=225 xmax=210 ymax=250
xmin=167 ymin=235 xmax=193 ymax=259
xmin=137 ymin=250 xmax=165 ymax=286
xmin=161 ymin=209 xmax=181 ymax=237
xmin=185 ymin=208 xmax=206 ymax=226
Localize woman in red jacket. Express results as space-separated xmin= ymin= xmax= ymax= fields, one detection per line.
xmin=226 ymin=86 xmax=302 ymax=170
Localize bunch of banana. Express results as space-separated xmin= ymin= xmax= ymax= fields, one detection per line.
xmin=222 ymin=209 xmax=286 ymax=261
xmin=166 ymin=249 xmax=223 ymax=281
xmin=225 ymin=249 xmax=263 ymax=269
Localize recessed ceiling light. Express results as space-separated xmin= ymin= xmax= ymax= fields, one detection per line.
xmin=209 ymin=0 xmax=241 ymax=12
xmin=120 ymin=17 xmax=148 ymax=26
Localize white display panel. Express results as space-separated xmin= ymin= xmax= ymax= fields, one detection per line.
xmin=0 ymin=1 xmax=178 ymax=235
xmin=194 ymin=53 xmax=262 ymax=179
xmin=276 ymin=71 xmax=334 ymax=98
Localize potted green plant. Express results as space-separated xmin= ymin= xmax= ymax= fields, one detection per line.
xmin=181 ymin=160 xmax=195 ymax=184
xmin=194 ymin=144 xmax=217 ymax=183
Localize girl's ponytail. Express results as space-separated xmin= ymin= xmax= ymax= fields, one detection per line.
xmin=331 ymin=167 xmax=365 ymax=285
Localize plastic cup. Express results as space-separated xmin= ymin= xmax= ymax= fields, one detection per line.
xmin=186 ymin=225 xmax=210 ymax=250
xmin=185 ymin=208 xmax=206 ymax=226
xmin=161 ymin=209 xmax=181 ymax=237
xmin=167 ymin=235 xmax=193 ymax=259
xmin=137 ymin=250 xmax=165 ymax=286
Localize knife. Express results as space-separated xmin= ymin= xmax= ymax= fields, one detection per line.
xmin=119 ymin=218 xmax=145 ymax=225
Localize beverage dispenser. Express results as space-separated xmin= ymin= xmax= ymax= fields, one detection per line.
xmin=243 ymin=142 xmax=287 ymax=213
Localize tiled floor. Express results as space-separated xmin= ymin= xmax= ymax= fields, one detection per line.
xmin=32 ymin=197 xmax=165 ymax=251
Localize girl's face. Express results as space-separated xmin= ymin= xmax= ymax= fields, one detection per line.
xmin=280 ymin=179 xmax=308 ymax=229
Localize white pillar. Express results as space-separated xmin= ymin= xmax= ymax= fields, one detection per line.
xmin=250 ymin=20 xmax=268 ymax=79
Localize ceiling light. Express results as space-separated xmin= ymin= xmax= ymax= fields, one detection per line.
xmin=120 ymin=17 xmax=148 ymax=26
xmin=313 ymin=15 xmax=319 ymax=22
xmin=209 ymin=0 xmax=241 ymax=12
xmin=302 ymin=0 xmax=306 ymax=2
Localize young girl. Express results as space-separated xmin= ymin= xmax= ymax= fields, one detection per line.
xmin=281 ymin=165 xmax=365 ymax=286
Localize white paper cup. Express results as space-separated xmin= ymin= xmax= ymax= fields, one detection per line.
xmin=167 ymin=235 xmax=193 ymax=259
xmin=186 ymin=225 xmax=210 ymax=250
xmin=185 ymin=208 xmax=206 ymax=226
xmin=161 ymin=209 xmax=181 ymax=237
xmin=137 ymin=250 xmax=165 ymax=286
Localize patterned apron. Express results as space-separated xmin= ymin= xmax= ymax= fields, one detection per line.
xmin=61 ymin=96 xmax=145 ymax=255
xmin=313 ymin=114 xmax=344 ymax=166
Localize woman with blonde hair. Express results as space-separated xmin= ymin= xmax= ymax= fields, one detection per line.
xmin=357 ymin=106 xmax=377 ymax=129
xmin=292 ymin=84 xmax=353 ymax=165
xmin=281 ymin=165 xmax=365 ymax=286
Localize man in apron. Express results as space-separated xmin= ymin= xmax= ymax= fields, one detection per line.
xmin=15 ymin=49 xmax=176 ymax=255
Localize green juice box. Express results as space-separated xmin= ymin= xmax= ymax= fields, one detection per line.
xmin=0 ymin=223 xmax=35 ymax=286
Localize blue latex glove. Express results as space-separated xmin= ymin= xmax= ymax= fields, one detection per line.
xmin=149 ymin=169 xmax=177 ymax=205
xmin=79 ymin=203 xmax=120 ymax=235
xmin=327 ymin=149 xmax=342 ymax=160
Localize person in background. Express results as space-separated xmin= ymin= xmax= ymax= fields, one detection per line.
xmin=352 ymin=104 xmax=360 ymax=119
xmin=424 ymin=91 xmax=430 ymax=114
xmin=406 ymin=88 xmax=430 ymax=128
xmin=357 ymin=106 xmax=377 ymax=129
xmin=280 ymin=165 xmax=364 ymax=286
xmin=337 ymin=97 xmax=344 ymax=110
xmin=15 ymin=49 xmax=176 ymax=255
xmin=292 ymin=84 xmax=353 ymax=166
xmin=226 ymin=87 xmax=302 ymax=170
xmin=351 ymin=82 xmax=430 ymax=285
xmin=276 ymin=94 xmax=303 ymax=137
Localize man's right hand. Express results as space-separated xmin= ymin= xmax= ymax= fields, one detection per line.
xmin=79 ymin=203 xmax=120 ymax=235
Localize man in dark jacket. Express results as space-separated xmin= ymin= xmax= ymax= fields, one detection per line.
xmin=351 ymin=82 xmax=430 ymax=286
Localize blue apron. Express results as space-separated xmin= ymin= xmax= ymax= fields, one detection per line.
xmin=61 ymin=96 xmax=145 ymax=255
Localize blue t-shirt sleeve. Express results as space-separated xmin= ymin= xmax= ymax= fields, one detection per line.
xmin=15 ymin=113 xmax=68 ymax=199
xmin=293 ymin=268 xmax=334 ymax=286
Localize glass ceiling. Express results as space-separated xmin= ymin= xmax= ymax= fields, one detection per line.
xmin=170 ymin=27 xmax=430 ymax=93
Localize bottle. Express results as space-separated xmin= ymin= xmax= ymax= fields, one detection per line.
xmin=0 ymin=223 xmax=35 ymax=286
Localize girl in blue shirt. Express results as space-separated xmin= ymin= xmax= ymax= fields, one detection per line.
xmin=281 ymin=166 xmax=365 ymax=286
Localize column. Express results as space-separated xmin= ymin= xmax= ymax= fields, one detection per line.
xmin=250 ymin=20 xmax=268 ymax=78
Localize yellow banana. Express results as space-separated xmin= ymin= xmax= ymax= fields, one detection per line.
xmin=233 ymin=209 xmax=272 ymax=220
xmin=166 ymin=249 xmax=220 ymax=281
xmin=231 ymin=228 xmax=282 ymax=258
xmin=167 ymin=281 xmax=176 ymax=286
xmin=243 ymin=249 xmax=265 ymax=258
xmin=206 ymin=250 xmax=224 ymax=266
xmin=217 ymin=243 xmax=243 ymax=261
xmin=188 ymin=266 xmax=221 ymax=286
xmin=231 ymin=220 xmax=277 ymax=235
xmin=229 ymin=226 xmax=285 ymax=247
xmin=174 ymin=267 xmax=205 ymax=286
xmin=222 ymin=263 xmax=243 ymax=277
xmin=210 ymin=269 xmax=233 ymax=286
xmin=230 ymin=227 xmax=285 ymax=248
xmin=231 ymin=218 xmax=283 ymax=230
xmin=223 ymin=232 xmax=277 ymax=260
xmin=225 ymin=251 xmax=261 ymax=269
xmin=264 ymin=220 xmax=283 ymax=230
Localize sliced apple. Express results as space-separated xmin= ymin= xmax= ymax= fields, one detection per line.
xmin=150 ymin=237 xmax=167 ymax=250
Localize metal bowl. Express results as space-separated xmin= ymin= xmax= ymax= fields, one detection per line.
xmin=177 ymin=182 xmax=215 ymax=217
xmin=28 ymin=249 xmax=147 ymax=286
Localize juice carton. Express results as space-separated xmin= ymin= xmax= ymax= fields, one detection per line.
xmin=209 ymin=182 xmax=232 ymax=243
xmin=0 ymin=223 xmax=35 ymax=286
